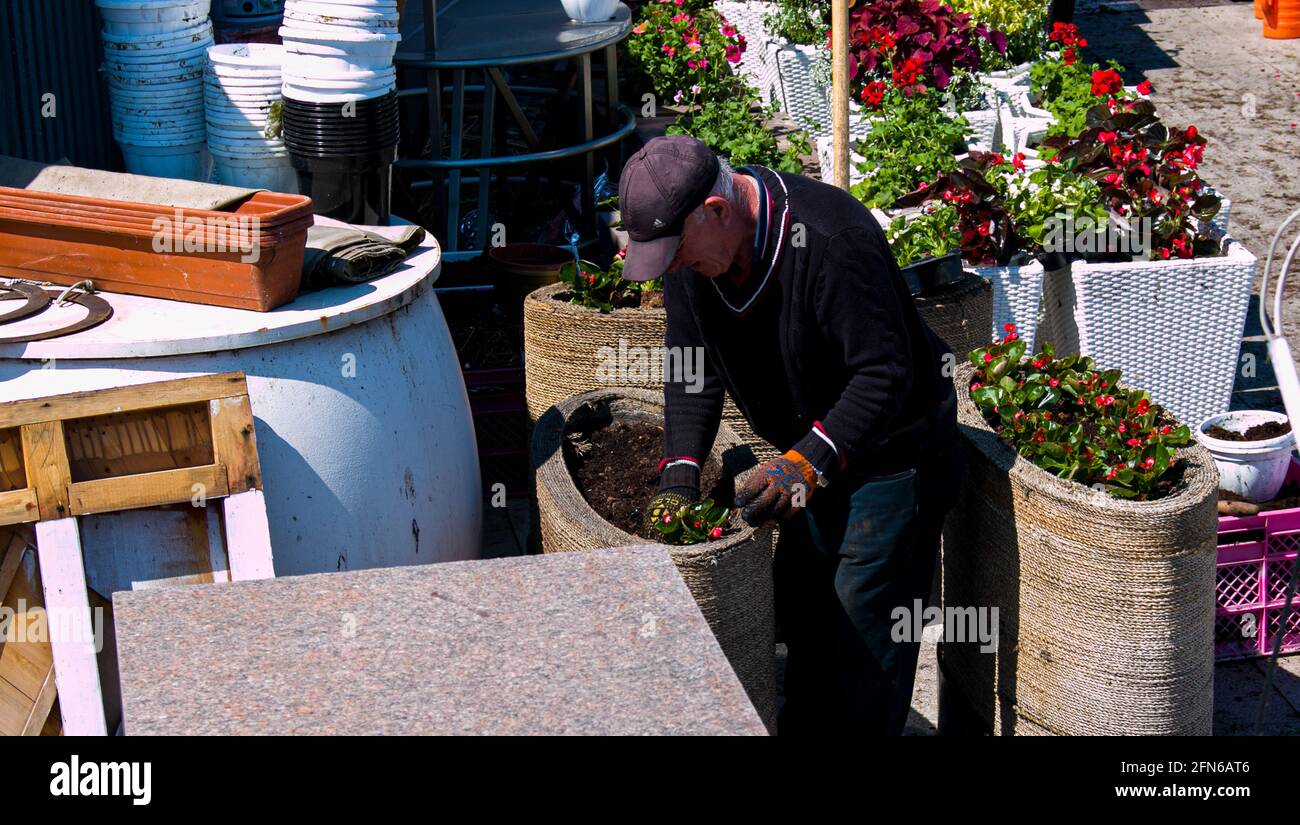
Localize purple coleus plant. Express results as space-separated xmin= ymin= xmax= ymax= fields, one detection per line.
xmin=846 ymin=0 xmax=1007 ymax=91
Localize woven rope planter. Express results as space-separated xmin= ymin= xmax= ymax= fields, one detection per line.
xmin=941 ymin=364 xmax=1219 ymax=735
xmin=523 ymin=282 xmax=778 ymax=459
xmin=531 ymin=387 xmax=776 ymax=729
xmin=913 ymin=273 xmax=994 ymax=360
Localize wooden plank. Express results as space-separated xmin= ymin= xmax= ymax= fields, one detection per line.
xmin=35 ymin=517 xmax=108 ymax=736
xmin=0 ymin=427 xmax=25 ymax=492
xmin=0 ymin=488 xmax=39 ymax=526
xmin=210 ymin=395 xmax=261 ymax=493
xmin=0 ymin=372 xmax=248 ymax=429
xmin=0 ymin=529 xmax=27 ymax=599
xmin=64 ymin=404 xmax=213 ymax=482
xmin=22 ymin=421 xmax=72 ymax=522
xmin=20 ymin=666 xmax=57 ymax=735
xmin=223 ymin=490 xmax=275 ymax=581
xmin=68 ymin=464 xmax=228 ymax=517
xmin=0 ymin=675 xmax=30 ymax=735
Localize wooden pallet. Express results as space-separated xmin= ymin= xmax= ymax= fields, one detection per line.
xmin=0 ymin=372 xmax=275 ymax=735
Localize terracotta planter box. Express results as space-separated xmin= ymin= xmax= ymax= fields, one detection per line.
xmin=0 ymin=188 xmax=313 ymax=311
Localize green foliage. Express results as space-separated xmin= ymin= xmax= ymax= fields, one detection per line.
xmin=652 ymin=497 xmax=733 ymax=545
xmin=968 ymin=331 xmax=1191 ymax=500
xmin=558 ymin=257 xmax=658 ymax=313
xmin=667 ymin=92 xmax=809 ymax=173
xmin=886 ymin=204 xmax=960 ymax=268
xmin=762 ymin=0 xmax=828 ymax=46
xmin=1002 ymin=161 xmax=1109 ymax=253
xmin=849 ymin=90 xmax=969 ymax=209
xmin=946 ymin=0 xmax=1049 ymax=68
xmin=1031 ymin=56 xmax=1131 ymax=142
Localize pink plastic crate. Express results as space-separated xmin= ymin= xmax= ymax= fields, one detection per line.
xmin=1215 ymin=457 xmax=1300 ymax=660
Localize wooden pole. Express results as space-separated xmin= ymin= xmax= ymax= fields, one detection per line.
xmin=831 ymin=0 xmax=850 ymax=191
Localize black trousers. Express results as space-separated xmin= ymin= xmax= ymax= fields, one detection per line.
xmin=774 ymin=434 xmax=964 ymax=735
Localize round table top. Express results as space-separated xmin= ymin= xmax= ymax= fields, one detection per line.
xmin=0 ymin=233 xmax=442 ymax=361
xmin=394 ymin=1 xmax=632 ymax=68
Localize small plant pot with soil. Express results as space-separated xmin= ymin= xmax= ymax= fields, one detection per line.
xmin=531 ymin=387 xmax=776 ymax=729
xmin=900 ymin=250 xmax=965 ymax=296
xmin=1197 ymin=411 xmax=1295 ymax=503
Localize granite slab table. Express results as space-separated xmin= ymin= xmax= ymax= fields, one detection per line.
xmin=113 ymin=545 xmax=767 ymax=735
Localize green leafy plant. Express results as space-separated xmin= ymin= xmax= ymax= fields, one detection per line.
xmin=886 ymin=203 xmax=959 ymax=267
xmin=1029 ymin=23 xmax=1136 ymax=144
xmin=652 ymin=497 xmax=733 ymax=545
xmin=1002 ymin=160 xmax=1109 ymax=254
xmin=559 ymin=254 xmax=659 ymax=313
xmin=849 ymin=89 xmax=969 ymax=209
xmin=763 ymin=0 xmax=828 ymax=46
xmin=968 ymin=327 xmax=1191 ymax=500
xmin=667 ymin=92 xmax=809 ymax=173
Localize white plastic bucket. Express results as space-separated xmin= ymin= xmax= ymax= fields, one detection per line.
xmin=102 ymin=26 xmax=214 ymax=57
xmin=283 ymin=4 xmax=400 ymax=28
xmin=279 ymin=22 xmax=401 ymax=43
xmin=1197 ymin=411 xmax=1296 ymax=502
xmin=97 ymin=0 xmax=212 ymax=36
xmin=206 ymin=107 xmax=273 ymax=128
xmin=207 ymin=42 xmax=286 ymax=69
xmin=281 ymin=81 xmax=395 ymax=102
xmin=280 ymin=37 xmax=398 ymax=72
xmin=206 ymin=132 xmax=288 ymax=155
xmin=212 ymin=154 xmax=298 ymax=191
xmin=114 ymin=111 xmax=207 ymax=130
xmin=118 ymin=140 xmax=209 ymax=180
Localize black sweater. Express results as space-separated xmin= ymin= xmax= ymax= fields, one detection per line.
xmin=662 ymin=166 xmax=952 ymax=489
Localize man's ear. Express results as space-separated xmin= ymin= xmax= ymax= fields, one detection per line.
xmin=702 ymin=194 xmax=730 ymax=221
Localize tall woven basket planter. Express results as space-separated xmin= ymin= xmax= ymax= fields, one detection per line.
xmin=523 ymin=283 xmax=778 ymax=459
xmin=940 ymin=364 xmax=1219 ymax=736
xmin=1035 ymin=239 xmax=1257 ymax=427
xmin=976 ymin=258 xmax=1046 ymax=345
xmin=913 ymin=273 xmax=994 ymax=359
xmin=532 ymin=387 xmax=777 ymax=729
xmin=772 ymin=42 xmax=829 ymax=133
xmin=716 ymin=0 xmax=780 ymax=104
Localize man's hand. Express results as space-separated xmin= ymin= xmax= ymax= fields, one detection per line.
xmin=734 ymin=450 xmax=818 ymax=525
xmin=642 ymin=488 xmax=699 ymax=536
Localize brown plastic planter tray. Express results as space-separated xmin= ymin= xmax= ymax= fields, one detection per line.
xmin=0 ymin=213 xmax=308 ymax=311
xmin=0 ymin=203 xmax=314 ymax=244
xmin=0 ymin=187 xmax=313 ymax=227
xmin=0 ymin=196 xmax=313 ymax=236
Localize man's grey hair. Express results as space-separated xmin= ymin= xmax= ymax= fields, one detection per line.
xmin=690 ymin=156 xmax=735 ymax=222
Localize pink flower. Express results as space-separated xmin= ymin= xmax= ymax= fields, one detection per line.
xmin=661 ymin=45 xmax=676 ymax=57
xmin=709 ymin=526 xmax=723 ymax=539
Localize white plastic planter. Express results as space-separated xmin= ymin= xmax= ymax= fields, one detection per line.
xmin=976 ymin=258 xmax=1047 ymax=344
xmin=560 ymin=0 xmax=619 ymax=21
xmin=961 ymin=107 xmax=1001 ymax=154
xmin=119 ymin=142 xmax=209 ymax=181
xmin=96 ymin=0 xmax=211 ymax=36
xmin=1197 ymin=411 xmax=1294 ymax=502
xmin=772 ymin=41 xmax=830 ymax=134
xmin=212 ymin=154 xmax=298 ymax=191
xmin=101 ymin=19 xmax=213 ymax=52
xmin=281 ymin=36 xmax=399 ymax=72
xmin=1038 ymin=238 xmax=1258 ymax=427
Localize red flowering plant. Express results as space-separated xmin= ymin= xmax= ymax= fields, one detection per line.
xmin=895 ymin=150 xmax=1025 ymax=265
xmin=1028 ymin=22 xmax=1141 ymax=144
xmin=844 ymin=0 xmax=1006 ymax=95
xmin=1040 ymin=99 xmax=1224 ymax=259
xmin=652 ymin=498 xmax=734 ymax=544
xmin=626 ymin=0 xmax=748 ymax=105
xmin=558 ymin=252 xmax=661 ymax=313
xmin=968 ymin=326 xmax=1192 ymax=500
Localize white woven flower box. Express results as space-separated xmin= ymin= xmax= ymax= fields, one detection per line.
xmin=813 ymin=117 xmax=874 ymax=184
xmin=961 ymin=107 xmax=1001 ymax=153
xmin=1036 ymin=238 xmax=1257 ymax=426
xmin=716 ymin=0 xmax=781 ymax=105
xmin=975 ymin=258 xmax=1047 ymax=344
xmin=771 ymin=41 xmax=831 ymax=133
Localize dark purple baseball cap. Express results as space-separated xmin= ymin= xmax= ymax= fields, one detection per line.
xmin=618 ymin=136 xmax=720 ymax=282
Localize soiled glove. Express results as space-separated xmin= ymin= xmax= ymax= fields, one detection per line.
xmin=642 ymin=487 xmax=698 ymax=536
xmin=734 ymin=450 xmax=819 ymax=525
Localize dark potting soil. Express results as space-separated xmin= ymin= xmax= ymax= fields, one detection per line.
xmin=566 ymin=419 xmax=734 ymax=540
xmin=1205 ymin=420 xmax=1292 ymax=442
xmin=1219 ymin=481 xmax=1300 ymax=511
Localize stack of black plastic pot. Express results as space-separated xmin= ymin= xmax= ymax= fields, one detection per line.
xmin=278 ymin=0 xmax=401 ymax=225
xmin=280 ymin=91 xmax=399 ymax=225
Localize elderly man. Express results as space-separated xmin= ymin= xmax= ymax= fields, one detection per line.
xmin=619 ymin=135 xmax=964 ymax=735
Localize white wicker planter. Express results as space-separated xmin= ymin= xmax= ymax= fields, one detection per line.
xmin=975 ymin=258 xmax=1047 ymax=344
xmin=716 ymin=0 xmax=781 ymax=104
xmin=813 ymin=117 xmax=874 ymax=184
xmin=1037 ymin=239 xmax=1257 ymax=426
xmin=771 ymin=41 xmax=830 ymax=133
xmin=960 ymin=107 xmax=1001 ymax=153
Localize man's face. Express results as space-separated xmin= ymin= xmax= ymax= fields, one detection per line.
xmin=666 ymin=195 xmax=744 ymax=278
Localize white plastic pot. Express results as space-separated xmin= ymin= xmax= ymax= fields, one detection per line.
xmin=279 ymin=21 xmax=400 ymax=43
xmin=206 ymin=42 xmax=285 ymax=69
xmin=97 ymin=0 xmax=211 ymax=36
xmin=281 ymin=81 xmax=395 ymax=102
xmin=1197 ymin=411 xmax=1295 ymax=502
xmin=281 ymin=37 xmax=398 ymax=72
xmin=101 ymin=19 xmax=212 ymax=50
xmin=561 ymin=0 xmax=619 ymax=22
xmin=118 ymin=141 xmax=209 ymax=180
xmin=284 ymin=2 xmax=400 ymax=27
xmin=212 ymin=154 xmax=298 ymax=190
